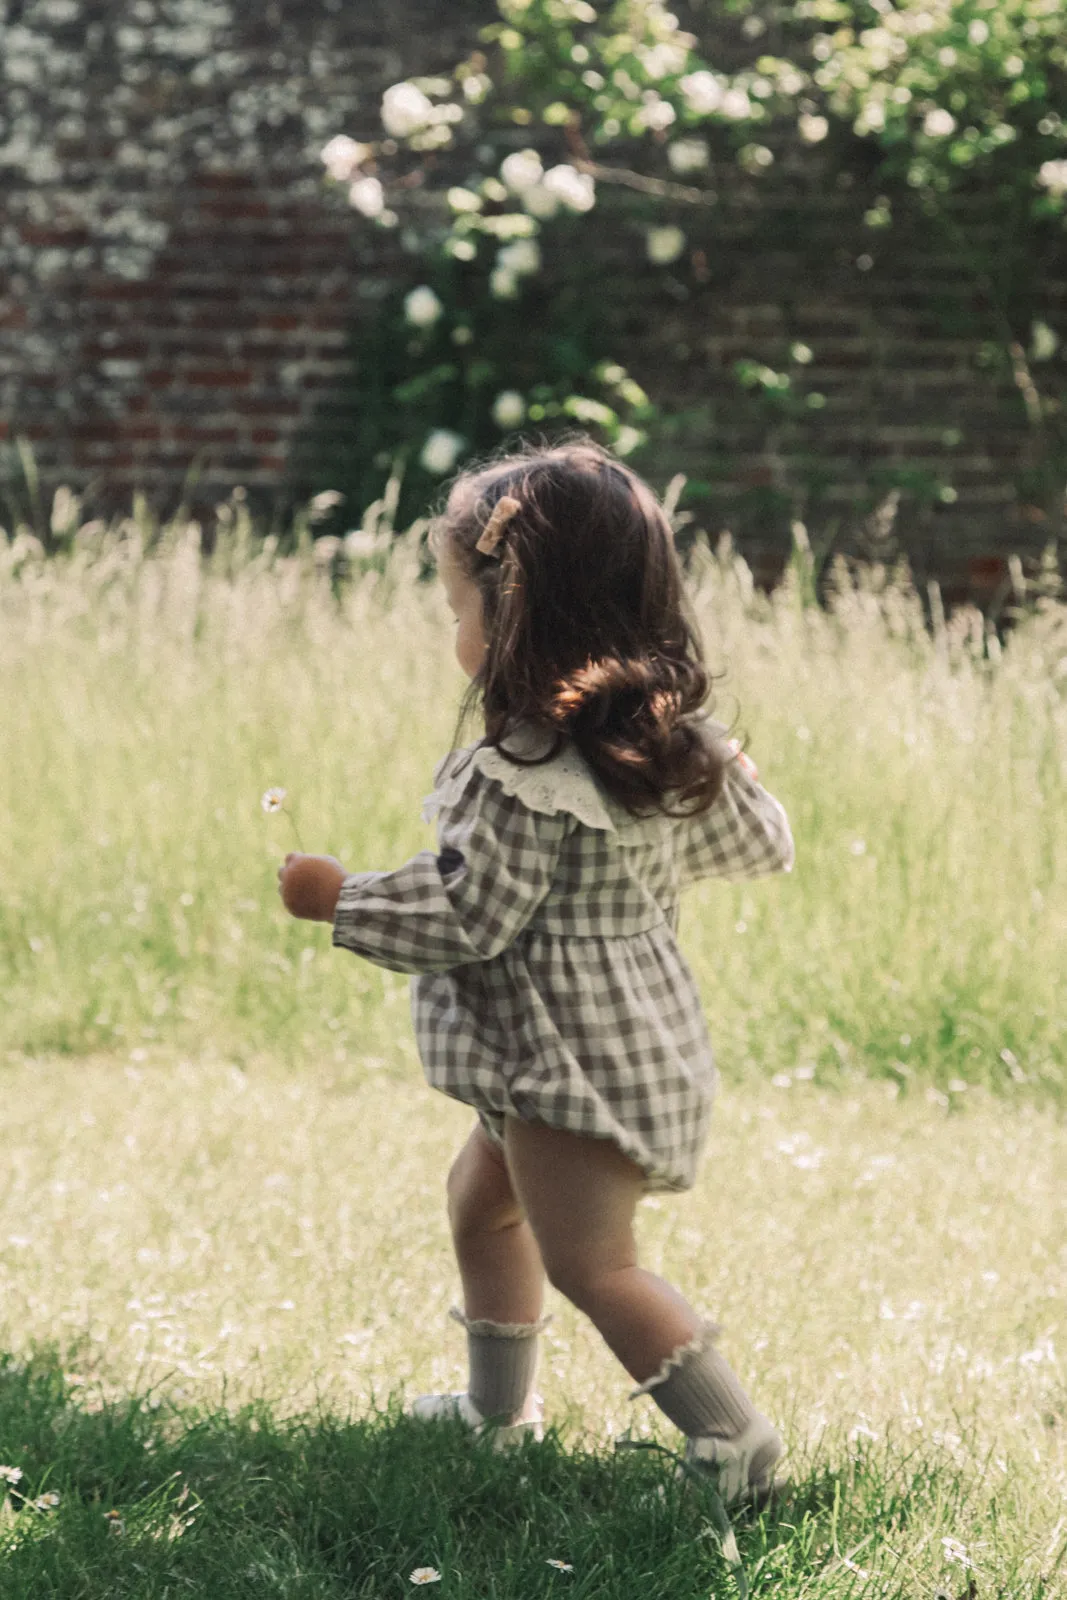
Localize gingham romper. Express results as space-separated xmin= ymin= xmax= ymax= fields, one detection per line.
xmin=332 ymin=714 xmax=794 ymax=1193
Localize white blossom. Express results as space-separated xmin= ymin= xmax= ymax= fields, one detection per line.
xmin=404 ymin=286 xmax=444 ymax=328
xmin=420 ymin=431 xmax=464 ymax=475
xmin=968 ymin=19 xmax=989 ymax=44
xmin=521 ymin=184 xmax=561 ymax=219
xmin=564 ymin=396 xmax=615 ymax=427
xmin=635 ymin=97 xmax=677 ymax=132
xmin=542 ymin=164 xmax=596 ymax=212
xmin=646 ymin=225 xmax=686 ymax=264
xmin=923 ymin=109 xmax=956 ymax=138
xmin=492 ymin=390 xmax=526 ymax=428
xmin=447 ymin=186 xmax=482 ymax=212
xmin=614 ymin=425 xmax=646 ymax=457
xmin=637 ymin=41 xmax=687 ymax=79
xmin=855 ymin=100 xmax=887 ymax=135
xmin=1038 ymin=159 xmax=1067 ymax=196
xmin=722 ymin=88 xmax=753 ymax=120
xmin=320 ymin=135 xmax=371 ymax=182
xmin=445 ymin=237 xmax=477 ymax=261
xmin=497 ymin=239 xmax=541 ymax=276
xmin=348 ymin=177 xmax=384 ymax=217
xmin=500 ymin=149 xmax=544 ymax=193
xmin=381 ymin=82 xmax=434 ymax=138
xmin=667 ymin=137 xmax=709 ymax=173
xmin=739 ymin=143 xmax=774 ymax=172
xmin=679 ymin=70 xmax=723 ymax=115
xmin=799 ymin=114 xmax=829 ymax=144
xmin=1031 ymin=319 xmax=1059 ymax=361
xmin=490 ymin=267 xmax=519 ymax=298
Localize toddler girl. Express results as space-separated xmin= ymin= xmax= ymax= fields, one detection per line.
xmin=277 ymin=441 xmax=794 ymax=1506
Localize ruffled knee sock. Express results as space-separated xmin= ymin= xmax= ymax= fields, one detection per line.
xmin=449 ymin=1306 xmax=551 ymax=1424
xmin=629 ymin=1319 xmax=762 ymax=1439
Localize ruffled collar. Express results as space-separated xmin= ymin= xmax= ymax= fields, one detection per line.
xmin=421 ymin=721 xmax=669 ymax=839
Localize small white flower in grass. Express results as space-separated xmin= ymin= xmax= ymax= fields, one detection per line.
xmin=409 ymin=1568 xmax=442 ymax=1585
xmin=501 ymin=149 xmax=543 ymax=194
xmin=968 ymin=19 xmax=989 ymax=44
xmin=542 ymin=164 xmax=596 ymax=212
xmin=646 ymin=226 xmax=686 ymax=265
xmin=348 ymin=176 xmax=385 ymax=218
xmin=667 ymin=138 xmax=709 ymax=174
xmin=405 ymin=286 xmax=444 ymax=328
xmin=382 ymin=82 xmax=434 ymax=138
xmin=36 ymin=1491 xmax=60 ymax=1510
xmin=942 ymin=1537 xmax=973 ymax=1568
xmin=924 ymin=109 xmax=956 ymax=138
xmin=320 ymin=135 xmax=371 ymax=182
xmin=546 ymin=1558 xmax=574 ymax=1571
xmin=420 ymin=430 xmax=465 ymax=476
xmin=799 ymin=114 xmax=828 ymax=143
xmin=492 ymin=391 xmax=526 ymax=429
xmin=0 ymin=1466 xmax=23 ymax=1483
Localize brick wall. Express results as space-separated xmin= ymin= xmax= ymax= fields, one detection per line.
xmin=1 ymin=0 xmax=1064 ymax=605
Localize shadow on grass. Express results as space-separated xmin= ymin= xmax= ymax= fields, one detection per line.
xmin=0 ymin=1348 xmax=945 ymax=1599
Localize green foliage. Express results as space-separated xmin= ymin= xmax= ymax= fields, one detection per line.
xmin=315 ymin=0 xmax=1067 ymax=541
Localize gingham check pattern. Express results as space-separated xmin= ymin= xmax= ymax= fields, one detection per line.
xmin=333 ymin=743 xmax=793 ymax=1192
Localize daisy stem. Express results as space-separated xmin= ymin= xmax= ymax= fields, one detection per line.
xmin=284 ymin=810 xmax=306 ymax=853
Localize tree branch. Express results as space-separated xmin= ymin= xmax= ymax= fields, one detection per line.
xmin=572 ymin=158 xmax=717 ymax=206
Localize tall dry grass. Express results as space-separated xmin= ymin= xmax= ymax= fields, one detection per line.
xmin=0 ymin=494 xmax=1064 ymax=1096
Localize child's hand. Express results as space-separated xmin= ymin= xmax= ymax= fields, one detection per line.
xmin=277 ymin=853 xmax=348 ymax=922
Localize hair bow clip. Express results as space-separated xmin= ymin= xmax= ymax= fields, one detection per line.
xmin=475 ymin=495 xmax=521 ymax=558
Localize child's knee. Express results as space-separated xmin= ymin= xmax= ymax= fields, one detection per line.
xmin=541 ymin=1249 xmax=631 ymax=1311
xmin=446 ymin=1125 xmax=524 ymax=1243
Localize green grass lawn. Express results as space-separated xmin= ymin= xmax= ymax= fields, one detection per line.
xmin=0 ymin=1062 xmax=1065 ymax=1595
xmin=1 ymin=514 xmax=1065 ymax=1593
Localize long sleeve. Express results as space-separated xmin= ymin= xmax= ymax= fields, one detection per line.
xmin=331 ymin=765 xmax=573 ymax=974
xmin=674 ymin=726 xmax=795 ymax=889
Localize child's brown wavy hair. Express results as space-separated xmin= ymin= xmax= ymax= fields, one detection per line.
xmin=429 ymin=438 xmax=727 ymax=820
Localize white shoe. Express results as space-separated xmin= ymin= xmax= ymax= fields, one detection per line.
xmin=409 ymin=1391 xmax=544 ymax=1450
xmin=681 ymin=1415 xmax=785 ymax=1508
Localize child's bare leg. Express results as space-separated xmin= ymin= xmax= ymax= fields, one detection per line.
xmin=447 ymin=1120 xmax=544 ymax=1325
xmin=438 ymin=1120 xmax=546 ymax=1425
xmin=501 ymin=1115 xmax=696 ymax=1380
xmin=502 ymin=1116 xmax=778 ymax=1483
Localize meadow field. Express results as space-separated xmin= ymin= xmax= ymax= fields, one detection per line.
xmin=0 ymin=499 xmax=1065 ymax=1596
